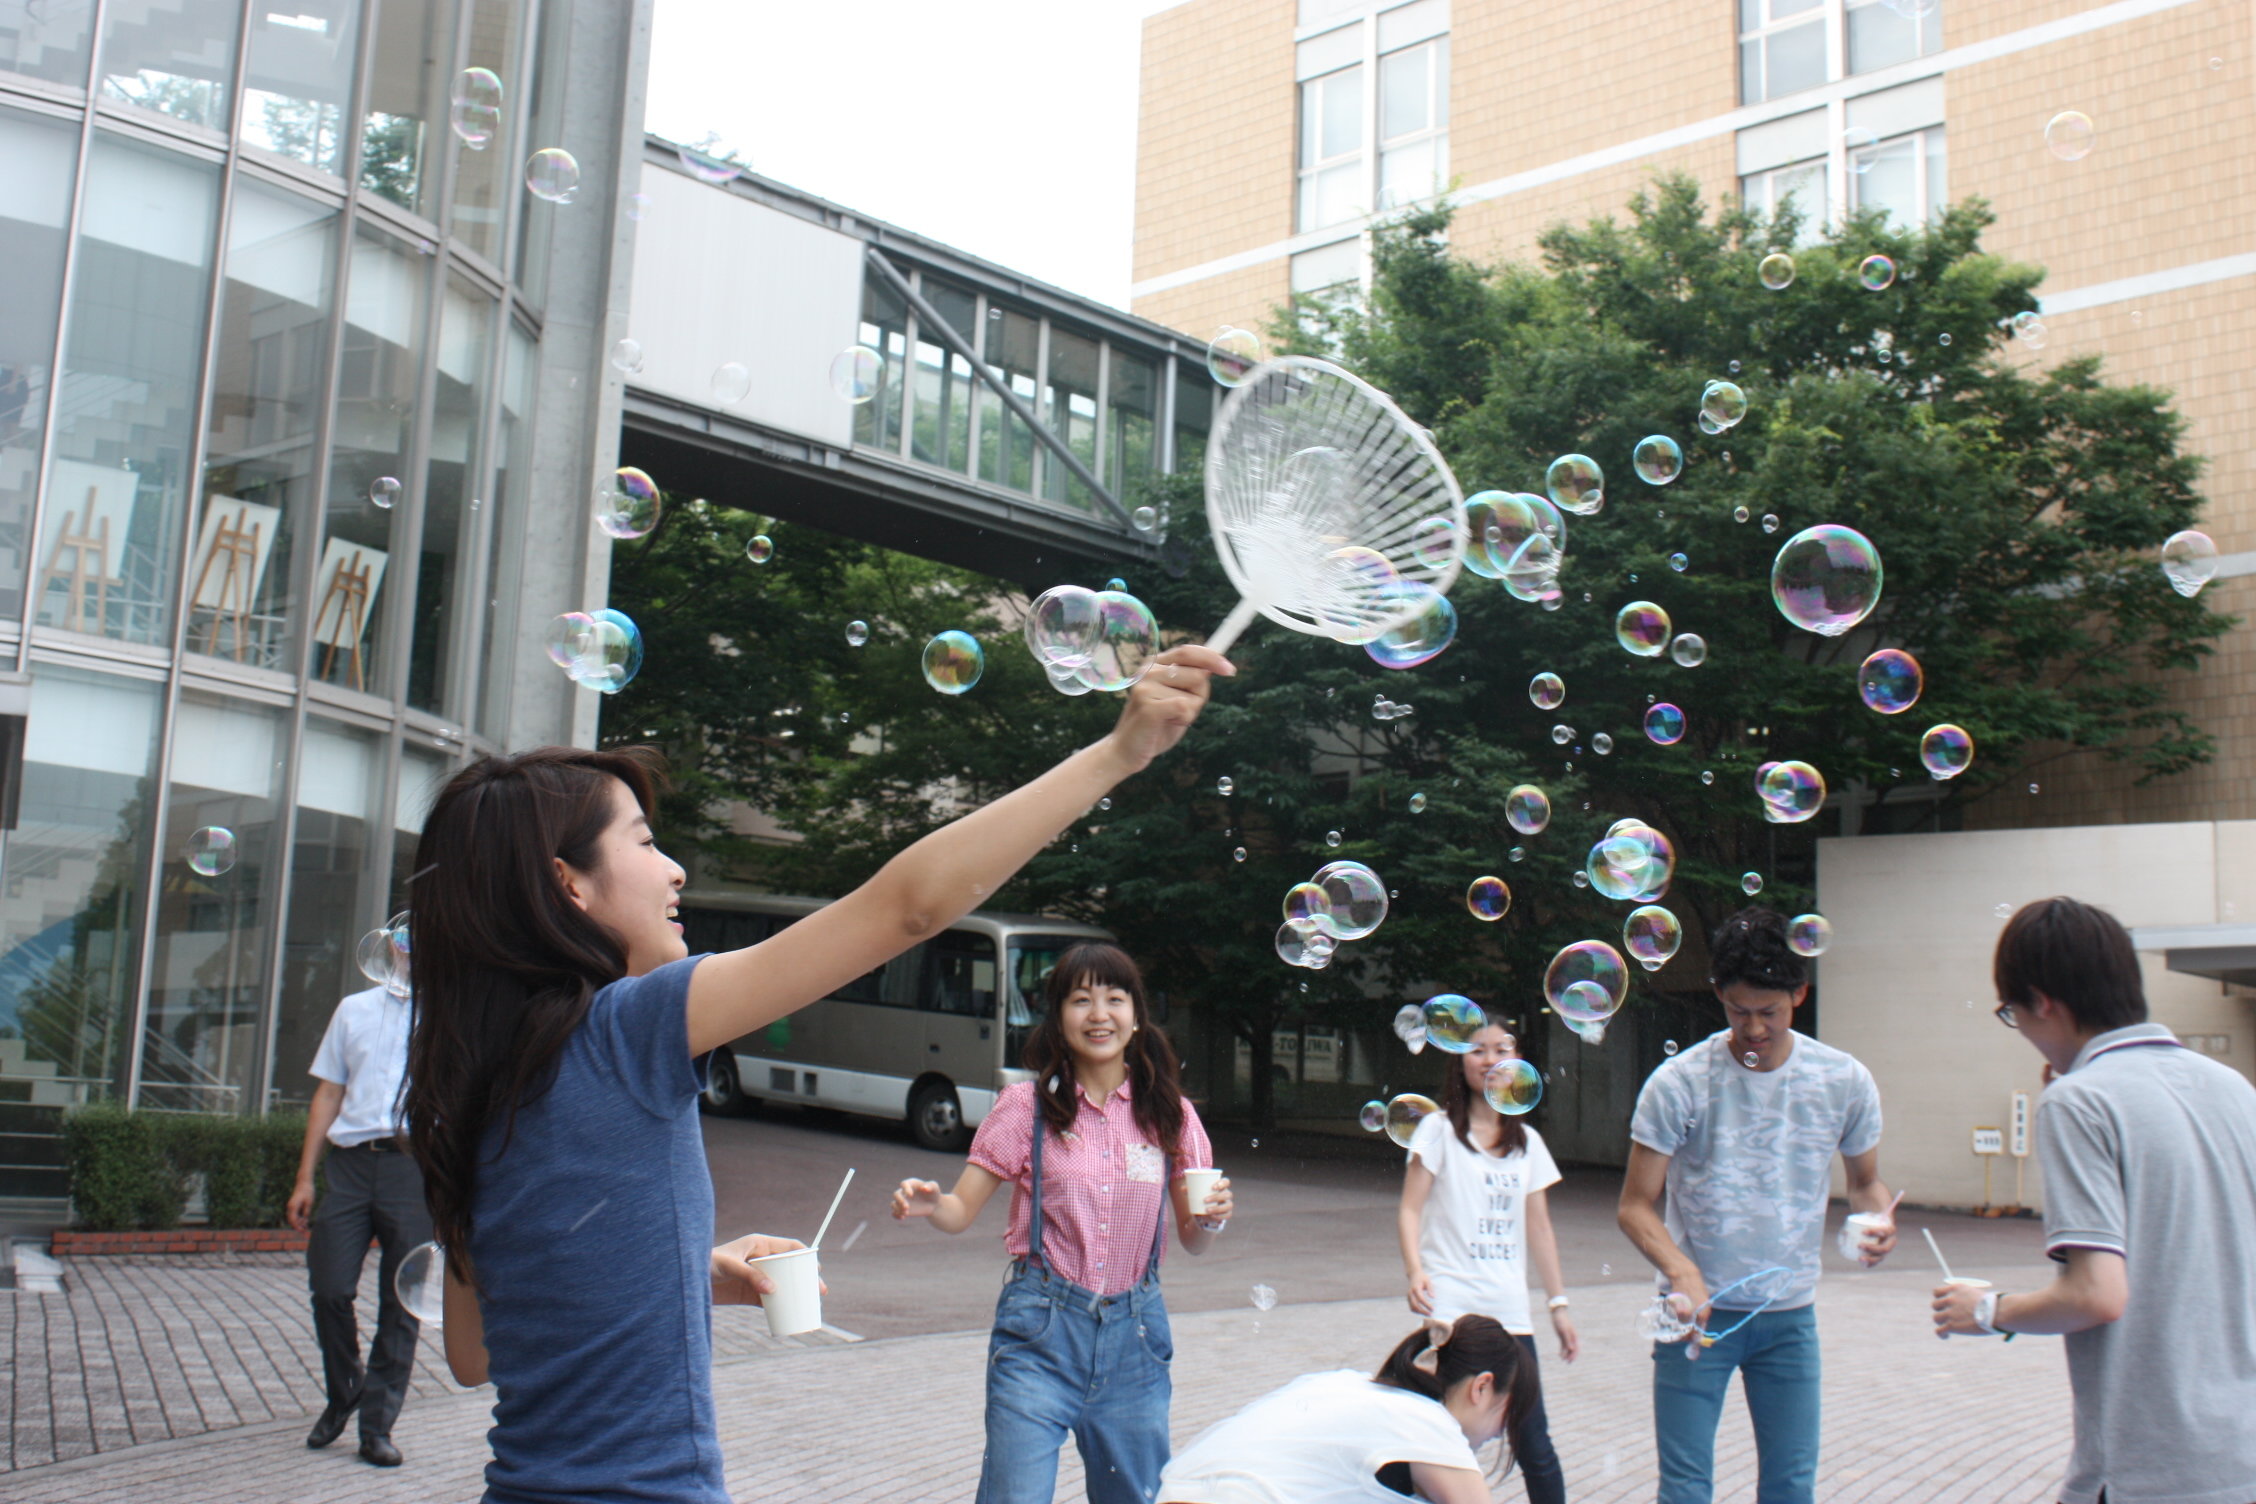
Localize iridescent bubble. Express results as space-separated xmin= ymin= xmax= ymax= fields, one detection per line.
xmin=744 ymin=534 xmax=772 ymax=564
xmin=2162 ymin=530 xmax=2219 ymax=597
xmin=1758 ymin=251 xmax=1797 ymax=290
xmin=1025 ymin=585 xmax=1101 ymax=669
xmin=524 ymin=147 xmax=580 ymax=203
xmin=1422 ymin=994 xmax=1485 ymax=1054
xmin=1844 ymin=124 xmax=1881 ymax=173
xmin=1644 ymin=703 xmax=1686 ymax=745
xmin=1697 ymin=410 xmax=1725 ymax=436
xmin=355 ymin=926 xmax=395 ymax=986
xmin=1250 ymin=1283 xmax=1278 ymax=1312
xmin=1506 ymin=784 xmax=1551 ymax=836
xmin=1920 ymin=723 xmax=1975 ymax=780
xmin=1668 ymin=552 xmax=1688 ymax=573
xmin=1633 ymin=435 xmax=1683 ymax=485
xmin=711 ymin=362 xmax=750 ymax=404
xmin=1276 ymin=919 xmax=1328 ymax=967
xmin=609 ymin=337 xmax=644 ymax=373
xmin=1046 ymin=661 xmax=1094 ymax=697
xmin=1670 ymin=633 xmax=1706 ymax=667
xmin=2045 ymin=110 xmax=2095 ymax=161
xmin=1529 ymin=672 xmax=1565 ymax=710
xmin=1787 ymin=913 xmax=1833 ymax=957
xmin=594 ymin=467 xmax=661 ymax=539
xmin=1459 ymin=491 xmax=1521 ymax=580
xmin=1700 ymin=381 xmax=1747 ymax=430
xmin=1546 ymin=454 xmax=1605 ymax=516
xmin=448 ymin=68 xmax=503 ymax=149
xmin=394 ymin=1241 xmax=446 ymax=1325
xmin=1734 ymin=505 xmax=1751 ymax=524
xmin=675 ymin=131 xmax=744 ymax=185
xmin=1325 ymin=830 xmax=1341 ymax=848
xmin=830 ymin=345 xmax=882 ymax=403
xmin=1408 ymin=514 xmax=1459 ymax=568
xmin=1315 ymin=543 xmax=1405 ymax=644
xmin=1358 ymin=1100 xmax=1387 ymax=1133
xmin=565 ymin=608 xmax=644 ymax=694
xmin=1409 ymin=792 xmax=1427 ymax=814
xmin=544 ymin=610 xmax=596 ymax=669
xmin=921 ymin=631 xmax=984 ymax=695
xmin=1508 ymin=845 xmax=1525 ymax=862
xmin=1077 ymin=591 xmax=1160 ymax=691
xmin=1551 ymin=724 xmax=1573 ymax=745
xmin=368 ymin=476 xmax=400 ymax=510
xmin=1283 ymin=882 xmax=1335 ymax=931
xmin=1771 ymin=524 xmax=1882 ymax=636
xmin=1858 ymin=254 xmax=1897 ymax=291
xmin=1314 ymin=860 xmax=1389 ymax=939
xmin=1383 ymin=1093 xmax=1439 ymax=1147
xmin=1484 ymin=1060 xmax=1543 ymax=1117
xmin=1545 ymin=941 xmax=1629 ymax=1023
xmin=1663 ymin=1039 xmax=1679 ymax=1056
xmin=1615 ymin=600 xmax=1672 ymax=658
xmin=1466 ymin=876 xmax=1510 ymax=921
xmin=1593 ymin=733 xmax=1614 ymax=755
xmin=1743 ymin=1051 xmax=1761 ymax=1069
xmin=1759 ymin=760 xmax=1827 ymax=823
xmin=1624 ymin=905 xmax=1682 ymax=970
xmin=2010 ymin=311 xmax=2048 ymax=349
xmin=1857 ymin=648 xmax=1923 ymax=714
xmin=1232 ymin=847 xmax=1246 ymax=863
xmin=1700 ymin=770 xmax=1715 ymax=785
xmin=1742 ymin=871 xmax=1764 ymax=895
xmin=1207 ymin=326 xmax=1262 ymax=387
xmin=1132 ymin=505 xmax=1158 ymax=533
xmin=1364 ymin=584 xmax=1457 ymax=669
xmin=845 ymin=620 xmax=869 ymax=647
xmin=1586 ymin=823 xmax=1675 ymax=902
xmin=1500 ymin=533 xmax=1564 ymax=606
xmin=1217 ymin=777 xmax=1234 ymax=796
xmin=185 ymin=826 xmax=237 ymax=877
xmin=1761 ymin=513 xmax=1780 ymax=534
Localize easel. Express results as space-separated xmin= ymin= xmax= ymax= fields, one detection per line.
xmin=34 ymin=488 xmax=122 ymax=635
xmin=314 ymin=549 xmax=373 ymax=691
xmin=189 ymin=504 xmax=262 ymax=661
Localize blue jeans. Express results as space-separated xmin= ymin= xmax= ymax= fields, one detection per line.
xmin=978 ymin=1262 xmax=1172 ymax=1504
xmin=1510 ymin=1332 xmax=1567 ymax=1504
xmin=1652 ymin=1305 xmax=1820 ymax=1504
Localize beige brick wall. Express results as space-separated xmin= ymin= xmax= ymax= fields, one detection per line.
xmin=1133 ymin=260 xmax=1294 ymax=356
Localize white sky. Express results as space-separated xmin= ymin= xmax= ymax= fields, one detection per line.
xmin=644 ymin=0 xmax=1187 ymax=312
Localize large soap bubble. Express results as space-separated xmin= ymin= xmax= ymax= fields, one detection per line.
xmin=1623 ymin=905 xmax=1682 ymax=970
xmin=1545 ymin=454 xmax=1604 ymax=516
xmin=1076 ymin=591 xmax=1160 ymax=691
xmin=1758 ymin=251 xmax=1796 ymax=290
xmin=1615 ymin=601 xmax=1672 ymax=658
xmin=1365 ymin=584 xmax=1457 ymax=669
xmin=1421 ymin=994 xmax=1485 ymax=1054
xmin=830 ymin=346 xmax=882 ymax=403
xmin=921 ymin=631 xmax=984 ymax=694
xmin=1025 ymin=585 xmax=1101 ymax=668
xmin=1528 ymin=672 xmax=1565 ymax=710
xmin=1465 ymin=876 xmax=1510 ymax=921
xmin=1921 ymin=723 xmax=1974 ymax=780
xmin=2161 ymin=530 xmax=2218 ymax=597
xmin=1699 ymin=381 xmax=1747 ymax=430
xmin=1384 ymin=1093 xmax=1439 ymax=1147
xmin=594 ymin=467 xmax=661 ymax=539
xmin=1483 ymin=1060 xmax=1542 ymax=1116
xmin=1207 ymin=327 xmax=1262 ymax=386
xmin=1758 ymin=760 xmax=1827 ymax=823
xmin=1544 ymin=940 xmax=1629 ymax=1021
xmin=524 ymin=147 xmax=579 ymax=202
xmin=1505 ymin=784 xmax=1551 ymax=836
xmin=1586 ymin=823 xmax=1674 ymax=901
xmin=1314 ymin=861 xmax=1389 ymax=940
xmin=186 ymin=826 xmax=237 ymax=877
xmin=1643 ymin=703 xmax=1685 ymax=745
xmin=1787 ymin=913 xmax=1833 ymax=957
xmin=1857 ymin=648 xmax=1923 ymax=714
xmin=1771 ymin=524 xmax=1882 ymax=637
xmin=1632 ymin=435 xmax=1683 ymax=485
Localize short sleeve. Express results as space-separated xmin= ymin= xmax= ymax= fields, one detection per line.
xmin=2036 ymin=1088 xmax=2127 ymax=1260
xmin=1837 ymin=1061 xmax=1883 ymax=1158
xmin=1407 ymin=1106 xmax=1452 ymax=1177
xmin=1521 ymin=1126 xmax=1562 ymax=1193
xmin=308 ymin=1000 xmax=352 ymax=1085
xmin=1630 ymin=1059 xmax=1692 ymax=1156
xmin=968 ymin=1082 xmax=1036 ymax=1184
xmin=586 ymin=956 xmax=703 ymax=1117
xmin=1174 ymin=1097 xmax=1214 ymax=1175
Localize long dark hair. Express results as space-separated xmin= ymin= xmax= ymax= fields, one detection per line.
xmin=403 ymin=745 xmax=667 ymax=1290
xmin=1440 ymin=1014 xmax=1526 ymax=1159
xmin=1022 ymin=942 xmax=1186 ymax=1161
xmin=1375 ymin=1314 xmax=1536 ymax=1471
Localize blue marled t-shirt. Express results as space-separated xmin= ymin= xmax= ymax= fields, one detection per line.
xmin=470 ymin=956 xmax=724 ymax=1503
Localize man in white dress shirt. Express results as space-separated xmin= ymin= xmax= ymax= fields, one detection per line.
xmin=286 ymin=981 xmax=431 ymax=1468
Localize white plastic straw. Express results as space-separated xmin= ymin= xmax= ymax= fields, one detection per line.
xmin=1922 ymin=1226 xmax=1953 ymax=1282
xmin=811 ymin=1167 xmax=855 ymax=1251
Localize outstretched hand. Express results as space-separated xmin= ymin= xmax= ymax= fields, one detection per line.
xmin=1105 ymin=645 xmax=1235 ymax=775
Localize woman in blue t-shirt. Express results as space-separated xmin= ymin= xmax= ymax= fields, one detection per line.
xmin=402 ymin=645 xmax=1230 ymax=1503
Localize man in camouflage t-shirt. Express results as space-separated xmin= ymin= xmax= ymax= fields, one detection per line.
xmin=1618 ymin=908 xmax=1895 ymax=1504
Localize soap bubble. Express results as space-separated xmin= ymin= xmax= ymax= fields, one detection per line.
xmin=1697 ymin=410 xmax=1725 ymax=436
xmin=524 ymin=147 xmax=580 ymax=202
xmin=369 ymin=476 xmax=400 ymax=510
xmin=1359 ymin=1100 xmax=1387 ymax=1132
xmin=1408 ymin=792 xmax=1427 ymax=814
xmin=1314 ymin=860 xmax=1389 ymax=939
xmin=1857 ymin=254 xmax=1897 ymax=291
xmin=710 ymin=362 xmax=750 ymax=404
xmin=1670 ymin=633 xmax=1706 ymax=667
xmin=2161 ymin=530 xmax=2218 ymax=597
xmin=1250 ymin=1283 xmax=1278 ymax=1312
xmin=1663 ymin=1039 xmax=1679 ymax=1056
xmin=1743 ymin=1051 xmax=1761 ymax=1069
xmin=1500 ymin=534 xmax=1564 ymax=606
xmin=1700 ymin=770 xmax=1715 ymax=785
xmin=1920 ymin=723 xmax=1975 ymax=780
xmin=1593 ymin=733 xmax=1614 ymax=755
xmin=675 ymin=131 xmax=744 ymax=185
xmin=1365 ymin=584 xmax=1456 ymax=669
xmin=921 ymin=631 xmax=984 ymax=695
xmin=1422 ymin=994 xmax=1485 ymax=1053
xmin=186 ymin=826 xmax=237 ymax=877
xmin=1843 ymin=124 xmax=1881 ymax=173
xmin=1075 ymin=591 xmax=1160 ymax=692
xmin=1384 ymin=1093 xmax=1439 ymax=1147
xmin=1046 ymin=662 xmax=1094 ymax=697
xmin=1587 ymin=823 xmax=1675 ymax=901
xmin=1407 ymin=514 xmax=1460 ymax=569
xmin=1545 ymin=941 xmax=1629 ymax=1023
xmin=1528 ymin=672 xmax=1565 ymax=710
xmin=1392 ymin=1002 xmax=1428 ymax=1049
xmin=594 ymin=467 xmax=661 ymax=539
xmin=1644 ymin=703 xmax=1686 ymax=745
xmin=2045 ymin=110 xmax=2095 ymax=160
xmin=1632 ymin=435 xmax=1683 ymax=485
xmin=1483 ymin=1060 xmax=1543 ymax=1116
xmin=544 ymin=611 xmax=596 ymax=669
xmin=1024 ymin=585 xmax=1101 ymax=668
xmin=395 ymin=1242 xmax=446 ymax=1327
xmin=1546 ymin=454 xmax=1605 ymax=516
xmin=1758 ymin=251 xmax=1796 ymax=290
xmin=1742 ymin=871 xmax=1764 ymax=895
xmin=1207 ymin=327 xmax=1262 ymax=386
xmin=1466 ymin=876 xmax=1511 ymax=921
xmin=1759 ymin=760 xmax=1827 ymax=823
xmin=564 ymin=608 xmax=643 ymax=694
xmin=830 ymin=345 xmax=882 ymax=403
xmin=354 ymin=927 xmax=396 ymax=986
xmin=1857 ymin=648 xmax=1923 ymax=714
xmin=1551 ymin=724 xmax=1573 ymax=745
xmin=1217 ymin=777 xmax=1234 ymax=796
xmin=1771 ymin=524 xmax=1882 ymax=636
xmin=845 ymin=620 xmax=869 ymax=647
xmin=448 ymin=68 xmax=502 ymax=148
xmin=1734 ymin=506 xmax=1751 ymax=524
xmin=1668 ymin=552 xmax=1688 ymax=573
xmin=1699 ymin=381 xmax=1747 ymax=430
xmin=744 ymin=535 xmax=772 ymax=564
xmin=1459 ymin=491 xmax=1520 ymax=579
xmin=2011 ymin=311 xmax=2048 ymax=348
xmin=1615 ymin=601 xmax=1672 ymax=657
xmin=609 ymin=338 xmax=644 ymax=374
xmin=1132 ymin=505 xmax=1158 ymax=533
xmin=1787 ymin=913 xmax=1833 ymax=957
xmin=1624 ymin=905 xmax=1682 ymax=970
xmin=1275 ymin=919 xmax=1332 ymax=968
xmin=1505 ymin=784 xmax=1551 ymax=836
xmin=1283 ymin=882 xmax=1334 ymax=931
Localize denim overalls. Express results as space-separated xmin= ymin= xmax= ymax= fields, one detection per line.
xmin=975 ymin=1118 xmax=1175 ymax=1504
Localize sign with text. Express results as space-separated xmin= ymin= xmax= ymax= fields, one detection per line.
xmin=1972 ymin=1127 xmax=2004 ymax=1156
xmin=2010 ymin=1091 xmax=2030 ymax=1158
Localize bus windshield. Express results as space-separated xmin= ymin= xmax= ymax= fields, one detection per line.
xmin=1005 ymin=937 xmax=1086 ymax=1058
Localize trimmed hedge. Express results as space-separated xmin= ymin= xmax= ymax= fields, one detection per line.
xmin=60 ymin=1105 xmax=314 ymax=1231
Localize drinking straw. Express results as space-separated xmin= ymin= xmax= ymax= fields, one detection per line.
xmin=811 ymin=1168 xmax=855 ymax=1251
xmin=1922 ymin=1226 xmax=1952 ymax=1282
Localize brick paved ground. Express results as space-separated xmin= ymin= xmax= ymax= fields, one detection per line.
xmin=3 ymin=1258 xmax=2078 ymax=1502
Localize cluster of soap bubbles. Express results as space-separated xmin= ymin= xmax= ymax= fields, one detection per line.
xmin=1459 ymin=489 xmax=1568 ymax=607
xmin=1584 ymin=820 xmax=1675 ymax=901
xmin=1756 ymin=760 xmax=1827 ymax=824
xmin=1275 ymin=860 xmax=1388 ymax=970
xmin=1546 ymin=939 xmax=1630 ymax=1044
xmin=1371 ymin=694 xmax=1414 ymax=720
xmin=545 ymin=608 xmax=645 ymax=693
xmin=1022 ymin=584 xmax=1160 ymax=696
xmin=355 ymin=911 xmax=413 ymax=999
xmin=1361 ymin=1091 xmax=1438 ymax=1146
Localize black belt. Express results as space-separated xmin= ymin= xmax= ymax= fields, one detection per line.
xmin=342 ymin=1137 xmax=407 ymax=1154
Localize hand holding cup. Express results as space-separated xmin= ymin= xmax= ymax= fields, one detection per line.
xmin=711 ymin=1233 xmax=816 ymax=1306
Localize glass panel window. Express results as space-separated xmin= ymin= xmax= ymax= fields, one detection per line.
xmin=408 ymin=275 xmax=490 ymax=715
xmin=920 ymin=932 xmax=996 ymax=1018
xmin=0 ymin=106 xmax=79 ymax=624
xmin=1851 ymin=125 xmax=1946 ymax=228
xmin=450 ymin=0 xmax=524 ymax=263
xmin=195 ymin=181 xmax=339 ymax=677
xmin=1379 ymin=44 xmax=1430 ymax=141
xmin=512 ymin=0 xmax=564 ymax=305
xmin=98 ymin=0 xmax=240 ymax=132
xmin=910 ymin=278 xmax=977 ymax=476
xmin=1106 ymin=352 xmax=1157 ymax=504
xmin=853 ymin=274 xmax=908 ymax=453
xmin=1847 ymin=0 xmax=1940 ymax=74
xmin=272 ymin=717 xmax=385 ymax=1107
xmin=1 ymin=0 xmax=96 ymax=88
xmin=1378 ymin=37 xmax=1447 ymax=210
xmin=1742 ymin=157 xmax=1830 ymax=242
xmin=477 ymin=323 xmax=532 ymax=739
xmin=1741 ymin=0 xmax=1828 ymax=105
xmin=393 ymin=746 xmax=447 ymax=901
xmin=1298 ymin=65 xmax=1364 ymax=233
xmin=1042 ymin=327 xmax=1100 ymax=511
xmin=41 ymin=134 xmax=221 ymax=646
xmin=979 ymin=305 xmax=1039 ymax=494
xmin=319 ymin=226 xmax=426 ymax=695
xmin=1172 ymin=365 xmax=1211 ymax=475
xmin=142 ymin=693 xmax=284 ymax=1113
xmin=360 ymin=0 xmax=459 ymax=221
xmin=240 ymin=0 xmax=364 ymax=177
xmin=0 ymin=667 xmax=162 ymax=1104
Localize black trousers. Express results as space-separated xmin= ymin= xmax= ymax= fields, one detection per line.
xmin=307 ymin=1142 xmax=433 ymax=1440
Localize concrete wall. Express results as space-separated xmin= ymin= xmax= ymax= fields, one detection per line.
xmin=1816 ymin=820 xmax=2256 ymax=1211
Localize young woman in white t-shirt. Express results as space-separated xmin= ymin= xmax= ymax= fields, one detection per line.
xmin=1397 ymin=1021 xmax=1576 ymax=1504
xmin=1157 ymin=1314 xmax=1535 ymax=1504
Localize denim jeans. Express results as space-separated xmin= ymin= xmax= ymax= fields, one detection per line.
xmin=1509 ymin=1331 xmax=1567 ymax=1504
xmin=977 ymin=1261 xmax=1173 ymax=1504
xmin=1652 ymin=1304 xmax=1821 ymax=1504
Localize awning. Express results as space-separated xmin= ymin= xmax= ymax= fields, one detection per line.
xmin=2130 ymin=924 xmax=2256 ymax=988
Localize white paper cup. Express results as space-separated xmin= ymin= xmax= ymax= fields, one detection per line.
xmin=747 ymin=1247 xmax=822 ymax=1338
xmin=1181 ymin=1168 xmax=1223 ymax=1216
xmin=1838 ymin=1212 xmax=1890 ymax=1262
xmin=1940 ymin=1276 xmax=1995 ymax=1339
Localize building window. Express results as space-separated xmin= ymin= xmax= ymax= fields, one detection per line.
xmin=1296 ymin=2 xmax=1449 ymax=234
xmin=1742 ymin=0 xmax=1942 ymax=104
xmin=1741 ymin=158 xmax=1830 ymax=242
xmin=1377 ymin=35 xmax=1447 ymax=210
xmin=1847 ymin=0 xmax=1941 ymax=74
xmin=1297 ymin=63 xmax=1365 ymax=233
xmin=1852 ymin=124 xmax=1946 ymax=227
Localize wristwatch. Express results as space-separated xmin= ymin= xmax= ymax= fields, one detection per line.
xmin=1973 ymin=1290 xmax=2002 ymax=1334
xmin=1547 ymin=1294 xmax=1571 ymax=1311
xmin=1193 ymin=1216 xmax=1227 ymax=1233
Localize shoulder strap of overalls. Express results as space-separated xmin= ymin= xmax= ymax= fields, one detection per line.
xmin=1028 ymin=1094 xmax=1047 ymax=1274
xmin=1146 ymin=1147 xmax=1170 ymax=1279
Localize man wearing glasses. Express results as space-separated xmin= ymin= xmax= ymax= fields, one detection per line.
xmin=1935 ymin=897 xmax=2256 ymax=1504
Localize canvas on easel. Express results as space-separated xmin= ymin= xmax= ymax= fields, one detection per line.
xmin=310 ymin=536 xmax=388 ymax=692
xmin=187 ymin=496 xmax=281 ymax=661
xmin=34 ymin=459 xmax=137 ymax=635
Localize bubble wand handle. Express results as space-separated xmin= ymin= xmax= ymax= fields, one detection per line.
xmin=1205 ymin=598 xmax=1260 ymax=658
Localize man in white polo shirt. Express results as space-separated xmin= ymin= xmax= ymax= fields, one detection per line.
xmin=286 ymin=979 xmax=431 ymax=1469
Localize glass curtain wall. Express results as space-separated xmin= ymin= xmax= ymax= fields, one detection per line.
xmin=273 ymin=716 xmax=386 ymax=1107
xmin=979 ymin=306 xmax=1039 ymax=494
xmin=360 ymin=0 xmax=458 ymax=221
xmin=97 ymin=0 xmax=242 ymax=134
xmin=911 ymin=278 xmax=977 ymax=475
xmin=0 ymin=1 xmax=96 ymax=86
xmin=0 ymin=106 xmax=79 ymax=623
xmin=477 ymin=323 xmax=532 ymax=740
xmin=451 ymin=0 xmax=523 ymax=264
xmin=1041 ymin=327 xmax=1100 ymax=512
xmin=409 ymin=273 xmax=490 ymax=713
xmin=1106 ymin=353 xmax=1157 ymax=503
xmin=239 ymin=1 xmax=365 ymax=176
xmin=853 ymin=275 xmax=908 ymax=453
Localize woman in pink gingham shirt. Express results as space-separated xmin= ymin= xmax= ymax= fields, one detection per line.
xmin=891 ymin=941 xmax=1235 ymax=1504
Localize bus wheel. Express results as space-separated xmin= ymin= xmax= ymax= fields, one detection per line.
xmin=909 ymin=1080 xmax=970 ymax=1152
xmin=699 ymin=1051 xmax=749 ymax=1116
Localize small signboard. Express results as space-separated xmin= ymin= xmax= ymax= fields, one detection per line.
xmin=1972 ymin=1126 xmax=2004 ymax=1156
xmin=2010 ymin=1091 xmax=2030 ymax=1158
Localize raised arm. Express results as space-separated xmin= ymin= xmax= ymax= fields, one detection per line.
xmin=1619 ymin=1142 xmax=1708 ymax=1320
xmin=686 ymin=645 xmax=1230 ymax=1056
